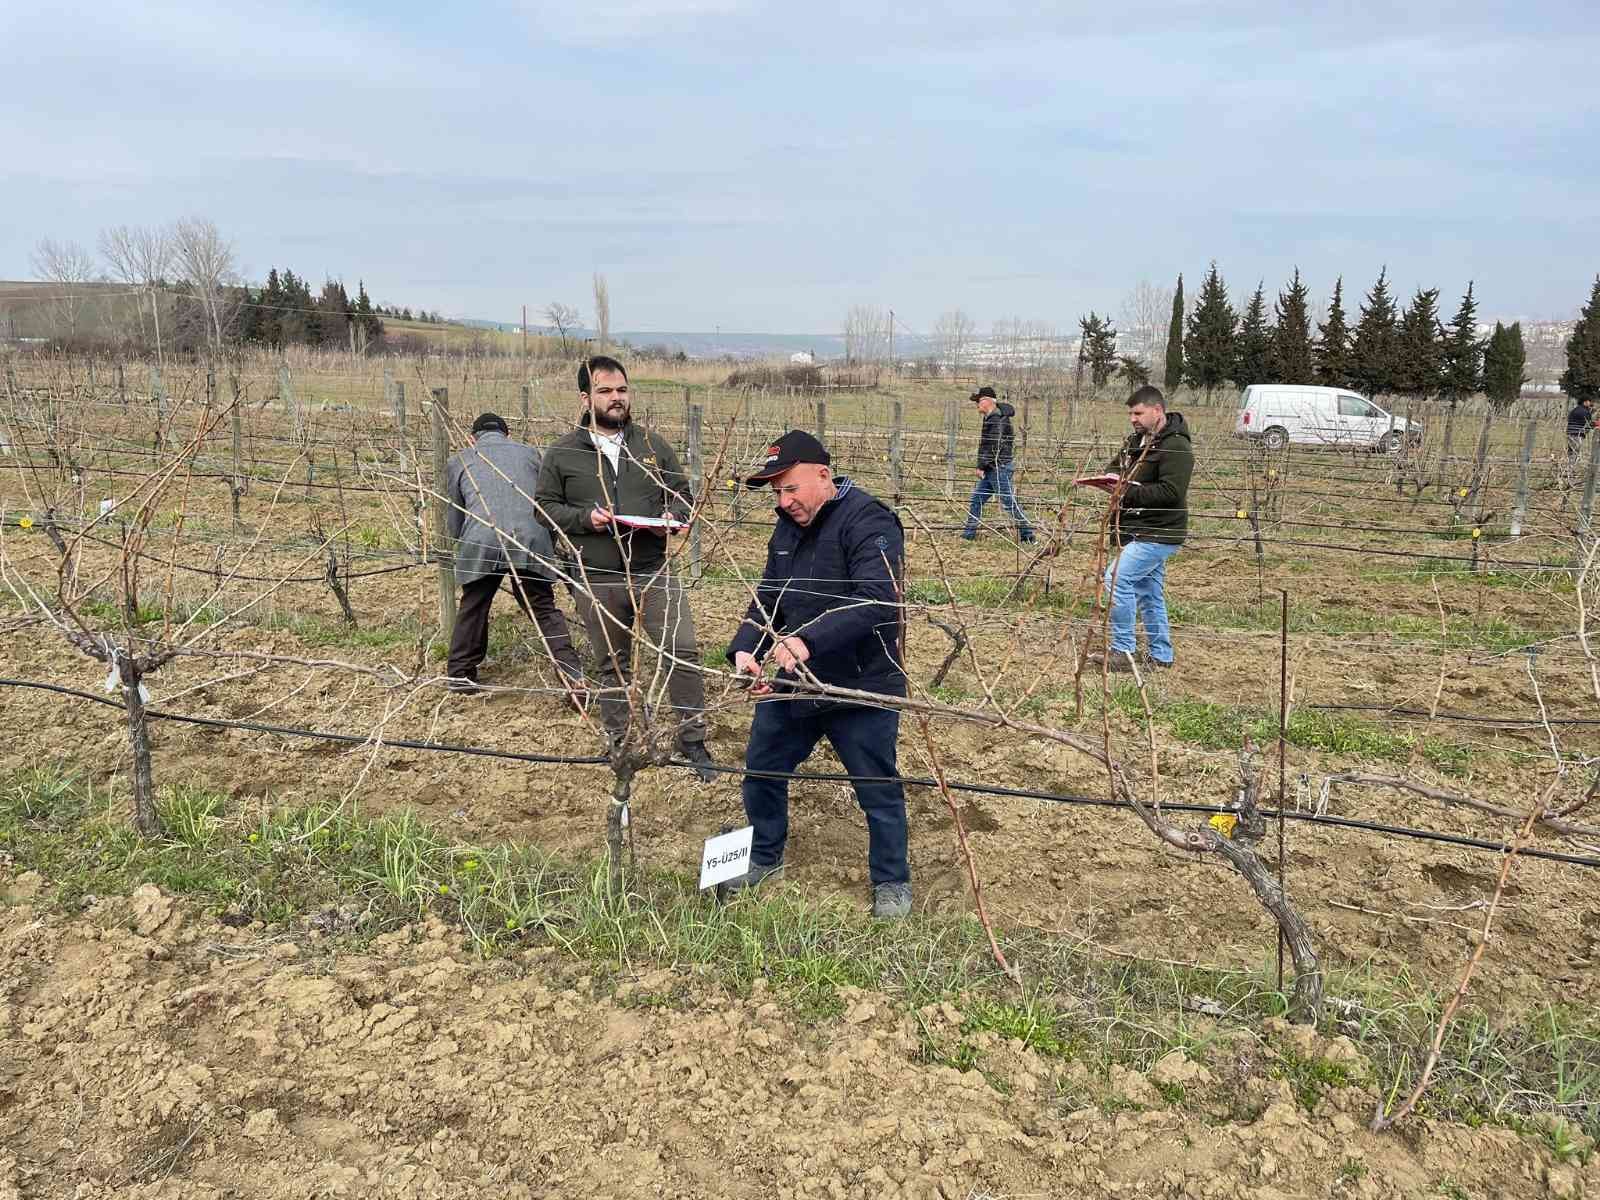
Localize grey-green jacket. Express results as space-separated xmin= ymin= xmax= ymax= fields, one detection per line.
xmin=445 ymin=432 xmax=558 ymax=585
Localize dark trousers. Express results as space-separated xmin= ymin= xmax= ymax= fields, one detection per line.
xmin=742 ymin=700 xmax=909 ymax=885
xmin=572 ymin=566 xmax=706 ymax=747
xmin=447 ymin=570 xmax=582 ymax=683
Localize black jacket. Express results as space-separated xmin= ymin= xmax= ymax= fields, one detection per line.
xmin=727 ymin=478 xmax=906 ymax=703
xmin=535 ymin=417 xmax=691 ymax=575
xmin=977 ymin=402 xmax=1017 ymax=470
xmin=1568 ymin=404 xmax=1594 ymax=440
xmin=1104 ymin=411 xmax=1194 ymax=546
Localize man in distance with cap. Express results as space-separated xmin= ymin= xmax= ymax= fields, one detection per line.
xmin=444 ymin=412 xmax=584 ymax=701
xmin=722 ymin=430 xmax=913 ymax=919
xmin=961 ymin=386 xmax=1035 ymax=544
xmin=535 ymin=356 xmax=715 ymax=780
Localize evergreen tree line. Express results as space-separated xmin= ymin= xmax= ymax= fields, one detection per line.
xmin=1159 ymin=263 xmax=1575 ymax=413
xmin=234 ymin=269 xmax=444 ymax=351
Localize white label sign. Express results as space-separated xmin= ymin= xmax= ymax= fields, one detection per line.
xmin=698 ymin=826 xmax=755 ymax=890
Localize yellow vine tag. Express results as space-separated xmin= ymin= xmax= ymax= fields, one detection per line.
xmin=1208 ymin=813 xmax=1239 ymax=838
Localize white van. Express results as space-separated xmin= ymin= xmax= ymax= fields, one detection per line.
xmin=1235 ymin=385 xmax=1417 ymax=452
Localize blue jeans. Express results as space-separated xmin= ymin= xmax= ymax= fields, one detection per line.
xmin=1103 ymin=539 xmax=1180 ymax=662
xmin=742 ymin=701 xmax=909 ymax=885
xmin=963 ymin=464 xmax=1034 ymax=540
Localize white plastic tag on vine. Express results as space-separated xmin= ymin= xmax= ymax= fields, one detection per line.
xmin=698 ymin=826 xmax=754 ymax=890
xmin=137 ymin=682 xmax=151 ymax=704
xmin=104 ymin=663 xmax=120 ymax=693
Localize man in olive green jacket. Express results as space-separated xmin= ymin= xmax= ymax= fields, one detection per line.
xmin=535 ymin=356 xmax=715 ymax=779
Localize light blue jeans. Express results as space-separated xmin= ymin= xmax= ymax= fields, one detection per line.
xmin=963 ymin=464 xmax=1034 ymax=540
xmin=1103 ymin=539 xmax=1180 ymax=662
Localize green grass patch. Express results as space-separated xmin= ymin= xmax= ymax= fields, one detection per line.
xmin=4 ymin=764 xmax=1597 ymax=1140
xmin=1108 ymin=683 xmax=1467 ymax=767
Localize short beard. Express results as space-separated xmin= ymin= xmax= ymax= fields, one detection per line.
xmin=592 ymin=405 xmax=628 ymax=432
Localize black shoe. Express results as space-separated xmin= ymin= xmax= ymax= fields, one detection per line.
xmin=678 ymin=741 xmax=718 ymax=784
xmin=446 ymin=675 xmax=484 ymax=695
xmin=1020 ymin=534 xmax=1037 ymax=545
xmin=960 ymin=531 xmax=977 ymax=541
xmin=718 ymin=859 xmax=784 ymax=899
xmin=1143 ymin=655 xmax=1174 ymax=670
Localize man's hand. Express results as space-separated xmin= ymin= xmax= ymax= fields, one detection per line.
xmin=733 ymin=649 xmax=772 ymax=696
xmin=772 ymin=636 xmax=810 ymax=673
xmin=589 ymin=506 xmax=614 ymax=531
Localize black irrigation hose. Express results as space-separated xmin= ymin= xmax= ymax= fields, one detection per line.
xmin=0 ymin=677 xmax=610 ymax=767
xmin=5 ymin=676 xmax=1597 ymax=870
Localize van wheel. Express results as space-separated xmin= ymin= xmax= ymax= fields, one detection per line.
xmin=1379 ymin=430 xmax=1404 ymax=454
xmin=1261 ymin=427 xmax=1288 ymax=451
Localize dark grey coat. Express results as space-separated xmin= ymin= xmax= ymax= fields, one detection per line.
xmin=445 ymin=432 xmax=559 ymax=585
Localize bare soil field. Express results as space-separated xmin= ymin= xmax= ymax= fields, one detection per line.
xmin=3 ymin=890 xmax=1595 ymax=1200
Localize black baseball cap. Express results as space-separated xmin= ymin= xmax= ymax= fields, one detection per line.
xmin=745 ymin=430 xmax=831 ymax=486
xmin=471 ymin=412 xmax=509 ymax=436
xmin=970 ymin=386 xmax=997 ymax=402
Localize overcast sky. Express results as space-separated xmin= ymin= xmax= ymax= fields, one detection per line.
xmin=3 ymin=1 xmax=1595 ymax=335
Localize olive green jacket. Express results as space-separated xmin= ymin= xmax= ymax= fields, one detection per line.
xmin=535 ymin=417 xmax=692 ymax=575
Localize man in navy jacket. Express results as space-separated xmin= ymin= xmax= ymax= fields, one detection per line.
xmin=723 ymin=431 xmax=912 ymax=918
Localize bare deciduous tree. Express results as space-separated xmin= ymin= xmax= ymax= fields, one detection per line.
xmin=545 ymin=302 xmax=580 ymax=353
xmin=170 ymin=217 xmax=238 ymax=357
xmin=99 ymin=224 xmax=174 ymax=363
xmin=1119 ymin=279 xmax=1174 ymax=371
xmin=592 ymin=273 xmax=610 ymax=353
xmin=843 ymin=305 xmax=890 ymax=365
xmin=932 ymin=309 xmax=976 ymax=376
xmin=30 ymin=238 xmax=98 ymax=343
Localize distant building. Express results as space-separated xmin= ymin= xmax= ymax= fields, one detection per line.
xmin=790 ymin=351 xmax=815 ymax=366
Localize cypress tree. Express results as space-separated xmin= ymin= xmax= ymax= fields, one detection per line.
xmin=1234 ymin=282 xmax=1273 ymax=384
xmin=1349 ymin=268 xmax=1400 ymax=400
xmin=1439 ymin=282 xmax=1483 ymax=405
xmin=1184 ymin=262 xmax=1237 ymax=401
xmin=1164 ymin=274 xmax=1185 ymax=391
xmin=1394 ymin=287 xmax=1443 ymax=400
xmin=1315 ymin=277 xmax=1352 ymax=388
xmin=1561 ymin=275 xmax=1600 ymax=403
xmin=1483 ymin=321 xmax=1527 ymax=412
xmin=1079 ymin=312 xmax=1119 ymax=387
xmin=1272 ymin=268 xmax=1314 ymax=384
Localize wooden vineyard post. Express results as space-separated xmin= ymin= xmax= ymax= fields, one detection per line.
xmin=1509 ymin=419 xmax=1536 ymax=539
xmin=431 ymin=387 xmax=458 ymax=634
xmin=117 ymin=362 xmax=126 ymax=407
xmin=1019 ymin=395 xmax=1031 ymax=468
xmin=1580 ymin=433 xmax=1600 ymax=550
xmin=687 ymin=402 xmax=704 ymax=582
xmin=150 ymin=366 xmax=165 ymax=450
xmin=230 ymin=374 xmax=245 ymax=532
xmin=945 ymin=395 xmax=958 ymax=499
xmin=393 ymin=381 xmax=408 ymax=473
xmin=815 ymin=398 xmax=827 ymax=448
xmin=521 ymin=384 xmax=532 ymax=440
xmin=890 ymin=398 xmax=905 ymax=508
xmin=1045 ymin=389 xmax=1055 ymax=459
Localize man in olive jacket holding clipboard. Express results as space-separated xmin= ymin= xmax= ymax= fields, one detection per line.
xmin=1084 ymin=385 xmax=1193 ymax=672
xmin=535 ymin=356 xmax=715 ymax=779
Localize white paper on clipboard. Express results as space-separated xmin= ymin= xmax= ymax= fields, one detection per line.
xmin=610 ymin=513 xmax=686 ymax=531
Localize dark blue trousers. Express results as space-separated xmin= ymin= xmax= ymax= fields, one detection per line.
xmin=741 ymin=700 xmax=910 ymax=885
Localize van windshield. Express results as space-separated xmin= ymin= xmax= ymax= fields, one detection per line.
xmin=1338 ymin=395 xmax=1379 ymax=418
